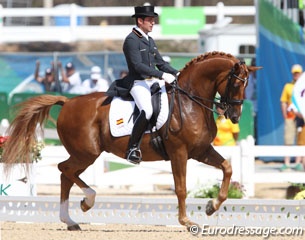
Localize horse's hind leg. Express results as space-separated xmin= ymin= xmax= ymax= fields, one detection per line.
xmin=59 ymin=171 xmax=80 ymax=230
xmin=58 ymin=155 xmax=98 ymax=230
xmin=199 ymin=145 xmax=232 ymax=215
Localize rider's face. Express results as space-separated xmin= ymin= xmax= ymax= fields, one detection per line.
xmin=138 ymin=17 xmax=155 ymax=34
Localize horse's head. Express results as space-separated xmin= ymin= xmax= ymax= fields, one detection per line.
xmin=177 ymin=52 xmax=262 ymax=124
xmin=217 ymin=60 xmax=262 ymax=123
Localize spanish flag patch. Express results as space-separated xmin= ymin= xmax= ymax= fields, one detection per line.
xmin=116 ymin=118 xmax=124 ymax=125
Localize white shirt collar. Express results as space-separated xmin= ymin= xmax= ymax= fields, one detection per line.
xmin=135 ymin=26 xmax=149 ymax=41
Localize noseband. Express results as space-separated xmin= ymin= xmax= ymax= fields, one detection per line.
xmin=220 ymin=61 xmax=247 ymax=109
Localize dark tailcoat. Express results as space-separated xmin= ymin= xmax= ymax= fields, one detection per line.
xmin=107 ymin=28 xmax=178 ymax=98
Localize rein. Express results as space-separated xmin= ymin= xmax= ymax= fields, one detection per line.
xmin=172 ymin=82 xmax=218 ymax=112
xmin=165 ymin=61 xmax=247 ymax=138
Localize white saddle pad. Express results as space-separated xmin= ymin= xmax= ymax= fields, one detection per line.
xmin=109 ymin=86 xmax=169 ymax=137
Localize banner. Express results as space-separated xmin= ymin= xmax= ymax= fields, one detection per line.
xmin=256 ymin=0 xmax=305 ymax=146
xmin=160 ymin=7 xmax=205 ymax=35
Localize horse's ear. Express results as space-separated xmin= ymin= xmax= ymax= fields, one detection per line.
xmin=234 ymin=62 xmax=240 ymax=71
xmin=248 ymin=66 xmax=263 ymax=72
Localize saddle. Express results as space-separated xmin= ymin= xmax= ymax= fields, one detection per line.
xmin=107 ymin=81 xmax=169 ymax=159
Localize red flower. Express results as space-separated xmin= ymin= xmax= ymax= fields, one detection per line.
xmin=0 ymin=136 xmax=9 ymax=148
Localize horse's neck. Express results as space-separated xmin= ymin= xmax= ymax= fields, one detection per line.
xmin=179 ymin=73 xmax=217 ymax=103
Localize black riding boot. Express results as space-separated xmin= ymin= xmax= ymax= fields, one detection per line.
xmin=125 ymin=110 xmax=149 ymax=164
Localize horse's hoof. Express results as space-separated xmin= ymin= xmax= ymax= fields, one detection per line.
xmin=67 ymin=224 xmax=81 ymax=231
xmin=80 ymin=198 xmax=91 ymax=212
xmin=206 ymin=199 xmax=216 ymax=216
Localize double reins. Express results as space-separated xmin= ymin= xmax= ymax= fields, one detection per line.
xmin=165 ymin=61 xmax=247 ymax=138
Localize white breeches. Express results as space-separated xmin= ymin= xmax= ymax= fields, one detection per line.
xmin=130 ymin=78 xmax=165 ymax=120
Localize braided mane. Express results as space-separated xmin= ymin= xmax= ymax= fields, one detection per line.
xmin=181 ymin=51 xmax=234 ymax=71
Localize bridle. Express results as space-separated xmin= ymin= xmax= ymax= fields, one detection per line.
xmin=171 ymin=60 xmax=248 ymax=113
xmin=220 ymin=61 xmax=248 ymax=110
xmin=165 ymin=61 xmax=248 ymax=137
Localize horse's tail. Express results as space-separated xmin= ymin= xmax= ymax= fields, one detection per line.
xmin=2 ymin=94 xmax=68 ymax=174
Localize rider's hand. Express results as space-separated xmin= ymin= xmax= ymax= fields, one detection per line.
xmin=162 ymin=73 xmax=176 ymax=84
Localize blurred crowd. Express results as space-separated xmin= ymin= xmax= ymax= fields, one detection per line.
xmin=34 ymin=60 xmax=125 ymax=94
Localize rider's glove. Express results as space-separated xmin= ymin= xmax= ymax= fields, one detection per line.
xmin=162 ymin=73 xmax=176 ymax=84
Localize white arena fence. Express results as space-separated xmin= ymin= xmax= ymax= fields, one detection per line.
xmin=1 ymin=196 xmax=305 ymax=228
xmin=1 ymin=135 xmax=305 ymax=198
xmin=1 ymin=135 xmax=305 ymax=228
xmin=0 ymin=4 xmax=255 ymax=42
xmin=36 ymin=135 xmax=305 ymax=197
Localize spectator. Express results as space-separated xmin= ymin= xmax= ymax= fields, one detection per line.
xmin=162 ymin=55 xmax=171 ymax=63
xmin=34 ymin=60 xmax=57 ymax=92
xmin=119 ymin=70 xmax=128 ymax=78
xmin=280 ymin=64 xmax=303 ymax=171
xmin=213 ymin=106 xmax=240 ymax=146
xmin=245 ymin=58 xmax=258 ymax=142
xmin=82 ymin=66 xmax=109 ymax=93
xmin=296 ymin=115 xmax=305 ymax=171
xmin=58 ymin=61 xmax=82 ymax=94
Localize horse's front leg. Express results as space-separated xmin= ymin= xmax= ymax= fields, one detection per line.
xmin=199 ymin=145 xmax=232 ymax=215
xmin=170 ymin=155 xmax=198 ymax=230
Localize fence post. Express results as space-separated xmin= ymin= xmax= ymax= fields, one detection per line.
xmin=91 ymin=152 xmax=106 ymax=186
xmin=0 ymin=4 xmax=3 ymax=28
xmin=0 ymin=119 xmax=9 ymax=136
xmin=240 ymin=135 xmax=255 ymax=197
xmin=69 ymin=3 xmax=77 ymax=41
xmin=230 ymin=146 xmax=241 ymax=183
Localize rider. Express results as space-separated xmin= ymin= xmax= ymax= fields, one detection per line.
xmin=123 ymin=5 xmax=179 ymax=164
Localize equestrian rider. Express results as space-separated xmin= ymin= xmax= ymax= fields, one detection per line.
xmin=123 ymin=5 xmax=179 ymax=164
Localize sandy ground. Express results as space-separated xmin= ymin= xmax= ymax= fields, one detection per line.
xmin=1 ymin=182 xmax=303 ymax=240
xmin=1 ymin=222 xmax=304 ymax=240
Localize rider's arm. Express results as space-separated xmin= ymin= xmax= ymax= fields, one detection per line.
xmin=34 ymin=60 xmax=43 ymax=83
xmin=58 ymin=61 xmax=70 ymax=83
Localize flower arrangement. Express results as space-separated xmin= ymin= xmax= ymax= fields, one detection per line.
xmin=188 ymin=180 xmax=245 ymax=199
xmin=0 ymin=136 xmax=44 ymax=163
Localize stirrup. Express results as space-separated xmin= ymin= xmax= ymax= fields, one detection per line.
xmin=126 ymin=147 xmax=142 ymax=165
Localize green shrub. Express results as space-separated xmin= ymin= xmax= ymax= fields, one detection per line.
xmin=188 ymin=181 xmax=244 ymax=199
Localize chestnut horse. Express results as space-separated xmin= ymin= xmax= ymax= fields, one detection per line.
xmin=2 ymin=51 xmax=260 ymax=231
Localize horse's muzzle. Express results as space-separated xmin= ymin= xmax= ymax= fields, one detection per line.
xmin=225 ymin=107 xmax=241 ymax=124
xmin=230 ymin=116 xmax=240 ymax=124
